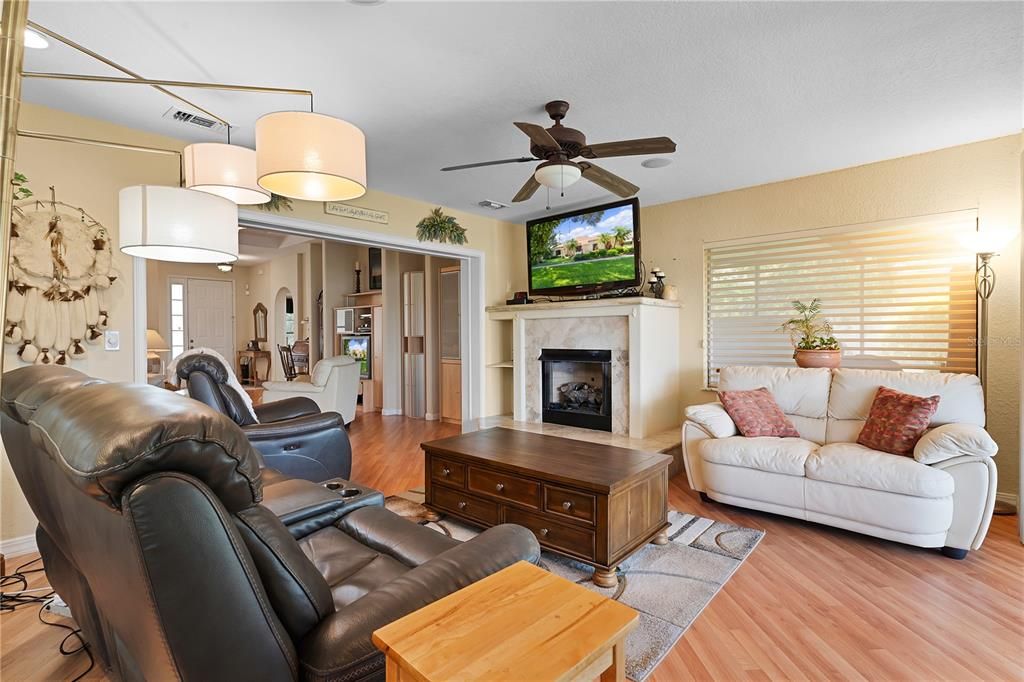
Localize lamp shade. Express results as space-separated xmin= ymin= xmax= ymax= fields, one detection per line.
xmin=146 ymin=328 xmax=170 ymax=352
xmin=184 ymin=143 xmax=271 ymax=205
xmin=534 ymin=161 xmax=582 ymax=190
xmin=119 ymin=185 xmax=239 ymax=263
xmin=957 ymin=228 xmax=1016 ymax=255
xmin=255 ymin=111 xmax=367 ymax=202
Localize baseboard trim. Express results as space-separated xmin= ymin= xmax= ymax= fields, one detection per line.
xmin=381 ymin=408 xmax=403 ymax=416
xmin=425 ymin=413 xmax=439 ymax=421
xmin=0 ymin=533 xmax=37 ymax=559
xmin=995 ymin=492 xmax=1018 ymax=510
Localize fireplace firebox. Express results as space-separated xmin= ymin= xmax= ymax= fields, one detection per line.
xmin=539 ymin=349 xmax=612 ymax=432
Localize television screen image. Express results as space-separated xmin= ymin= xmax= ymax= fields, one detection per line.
xmin=342 ymin=335 xmax=371 ymax=378
xmin=526 ymin=198 xmax=640 ymax=296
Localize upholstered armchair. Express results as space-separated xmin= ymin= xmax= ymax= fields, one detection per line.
xmin=262 ymin=355 xmax=360 ymax=425
xmin=176 ymin=353 xmax=352 ymax=482
xmin=0 ymin=365 xmax=541 ymax=681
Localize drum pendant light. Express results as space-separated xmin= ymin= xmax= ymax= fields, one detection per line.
xmin=183 ymin=143 xmax=271 ymax=205
xmin=119 ymin=185 xmax=239 ymax=263
xmin=255 ymin=111 xmax=367 ymax=202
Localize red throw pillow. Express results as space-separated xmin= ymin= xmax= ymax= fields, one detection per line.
xmin=857 ymin=386 xmax=941 ymax=456
xmin=717 ymin=387 xmax=800 ymax=438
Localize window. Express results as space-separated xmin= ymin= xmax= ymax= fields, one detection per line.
xmin=169 ymin=280 xmax=185 ymax=359
xmin=704 ymin=212 xmax=978 ymax=386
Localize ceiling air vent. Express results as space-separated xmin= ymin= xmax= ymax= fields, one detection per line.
xmin=478 ymin=200 xmax=510 ymax=210
xmin=162 ymin=107 xmax=226 ymax=132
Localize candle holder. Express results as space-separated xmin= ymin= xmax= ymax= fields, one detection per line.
xmin=648 ymin=267 xmax=667 ymax=299
xmin=354 ymin=266 xmax=362 ymax=294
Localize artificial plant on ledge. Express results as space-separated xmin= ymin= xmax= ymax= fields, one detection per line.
xmin=416 ymin=207 xmax=467 ymax=245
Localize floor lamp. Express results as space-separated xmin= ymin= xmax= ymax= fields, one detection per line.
xmin=965 ymin=228 xmax=1015 ymax=515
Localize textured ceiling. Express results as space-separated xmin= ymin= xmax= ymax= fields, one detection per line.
xmin=22 ymin=1 xmax=1023 ymax=222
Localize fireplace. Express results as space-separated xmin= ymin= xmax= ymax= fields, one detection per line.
xmin=539 ymin=349 xmax=612 ymax=432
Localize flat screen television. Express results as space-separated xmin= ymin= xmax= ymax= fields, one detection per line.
xmin=526 ymin=198 xmax=641 ymax=297
xmin=341 ymin=335 xmax=371 ymax=379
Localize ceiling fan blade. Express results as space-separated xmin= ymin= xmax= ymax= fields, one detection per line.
xmin=580 ymin=136 xmax=676 ymax=159
xmin=514 ymin=122 xmax=562 ymax=151
xmin=440 ymin=157 xmax=535 ymax=171
xmin=579 ymin=162 xmax=640 ymax=198
xmin=512 ymin=174 xmax=541 ymax=203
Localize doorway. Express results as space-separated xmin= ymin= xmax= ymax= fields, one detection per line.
xmin=166 ymin=276 xmax=235 ymax=361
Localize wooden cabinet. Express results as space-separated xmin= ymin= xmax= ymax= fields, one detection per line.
xmin=440 ymin=359 xmax=461 ymax=424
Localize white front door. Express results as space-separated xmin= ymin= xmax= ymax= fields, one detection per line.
xmin=186 ymin=278 xmax=235 ymax=360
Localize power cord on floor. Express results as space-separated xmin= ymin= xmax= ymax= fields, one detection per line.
xmin=38 ymin=600 xmax=95 ymax=682
xmin=0 ymin=556 xmax=53 ymax=612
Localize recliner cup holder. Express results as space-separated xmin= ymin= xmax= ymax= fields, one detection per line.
xmin=323 ymin=481 xmax=361 ymax=497
xmin=324 ymin=481 xmax=343 ymax=491
xmin=339 ymin=488 xmax=361 ymax=498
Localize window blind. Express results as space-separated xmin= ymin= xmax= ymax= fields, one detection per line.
xmin=705 ymin=212 xmax=978 ymax=386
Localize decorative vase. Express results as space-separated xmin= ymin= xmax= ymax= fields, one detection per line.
xmin=794 ymin=349 xmax=841 ymax=369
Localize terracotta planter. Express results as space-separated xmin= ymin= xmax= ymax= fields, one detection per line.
xmin=794 ymin=349 xmax=841 ymax=369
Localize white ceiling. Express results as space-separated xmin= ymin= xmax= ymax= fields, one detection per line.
xmin=22 ymin=1 xmax=1023 ymax=223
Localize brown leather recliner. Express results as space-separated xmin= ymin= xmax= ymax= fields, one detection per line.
xmin=1 ymin=366 xmax=540 ymax=681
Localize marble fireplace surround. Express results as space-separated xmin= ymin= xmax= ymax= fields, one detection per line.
xmin=487 ymin=298 xmax=681 ymax=439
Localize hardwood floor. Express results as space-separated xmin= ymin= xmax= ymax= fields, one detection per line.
xmin=3 ymin=412 xmax=1022 ymax=680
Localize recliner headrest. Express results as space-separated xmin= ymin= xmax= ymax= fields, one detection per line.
xmin=1 ymin=365 xmax=107 ymax=424
xmin=177 ymin=353 xmax=229 ymax=384
xmin=30 ymin=382 xmax=262 ymax=512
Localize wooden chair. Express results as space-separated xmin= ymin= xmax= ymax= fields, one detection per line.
xmin=291 ymin=339 xmax=310 ymax=375
xmin=277 ymin=344 xmax=298 ymax=381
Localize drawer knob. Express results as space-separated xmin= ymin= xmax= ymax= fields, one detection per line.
xmin=562 ymin=501 xmax=573 ymax=510
xmin=441 ymin=467 xmax=451 ymax=477
xmin=539 ymin=528 xmax=549 ymax=537
xmin=495 ymin=483 xmax=505 ymax=492
xmin=457 ymin=501 xmax=467 ymax=510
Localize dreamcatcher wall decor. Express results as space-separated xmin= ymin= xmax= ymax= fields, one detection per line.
xmin=5 ymin=187 xmax=118 ymax=365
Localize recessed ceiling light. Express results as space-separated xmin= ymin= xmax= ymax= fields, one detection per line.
xmin=641 ymin=157 xmax=672 ymax=169
xmin=346 ymin=0 xmax=386 ymax=5
xmin=24 ymin=29 xmax=48 ymax=49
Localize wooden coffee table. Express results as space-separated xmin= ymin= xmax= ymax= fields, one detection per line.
xmin=422 ymin=428 xmax=672 ymax=587
xmin=372 ymin=561 xmax=638 ymax=681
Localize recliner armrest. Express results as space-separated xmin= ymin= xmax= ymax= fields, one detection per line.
xmin=298 ymin=526 xmax=541 ymax=680
xmin=262 ymin=380 xmax=326 ymax=394
xmin=242 ymin=411 xmax=344 ymax=440
xmin=914 ymin=423 xmax=998 ymax=465
xmin=254 ymin=396 xmax=321 ymax=423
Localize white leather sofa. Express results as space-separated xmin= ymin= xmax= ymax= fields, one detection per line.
xmin=683 ymin=366 xmax=998 ymax=558
xmin=262 ymin=355 xmax=360 ymax=425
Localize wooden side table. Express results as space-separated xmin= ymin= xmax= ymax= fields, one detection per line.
xmin=372 ymin=561 xmax=637 ymax=682
xmin=237 ymin=349 xmax=272 ymax=386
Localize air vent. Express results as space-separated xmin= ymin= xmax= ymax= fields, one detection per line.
xmin=162 ymin=107 xmax=226 ymax=132
xmin=478 ymin=200 xmax=510 ymax=210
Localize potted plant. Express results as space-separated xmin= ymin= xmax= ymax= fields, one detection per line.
xmin=780 ymin=298 xmax=841 ymax=368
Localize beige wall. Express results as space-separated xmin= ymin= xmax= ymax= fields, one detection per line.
xmin=641 ymin=133 xmax=1023 ymax=499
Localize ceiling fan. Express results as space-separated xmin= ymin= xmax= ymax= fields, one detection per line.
xmin=440 ymin=100 xmax=677 ymax=203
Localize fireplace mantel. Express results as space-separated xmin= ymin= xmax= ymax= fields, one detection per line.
xmin=487 ymin=297 xmax=681 ymax=438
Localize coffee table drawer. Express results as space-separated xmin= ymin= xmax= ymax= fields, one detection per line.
xmin=505 ymin=508 xmax=596 ymax=561
xmin=432 ymin=486 xmax=500 ymax=526
xmin=431 ymin=457 xmax=466 ymax=487
xmin=544 ymin=485 xmax=596 ymax=525
xmin=468 ymin=467 xmax=541 ymax=509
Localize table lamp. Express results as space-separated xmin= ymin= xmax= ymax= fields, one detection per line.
xmin=146 ymin=328 xmax=171 ymax=375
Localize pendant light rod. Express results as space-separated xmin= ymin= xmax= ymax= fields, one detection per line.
xmin=21 ymin=71 xmax=315 ymax=111
xmin=16 ymin=128 xmax=185 ymax=186
xmin=27 ymin=20 xmax=230 ymax=127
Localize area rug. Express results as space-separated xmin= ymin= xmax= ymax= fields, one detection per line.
xmin=386 ymin=490 xmax=764 ymax=682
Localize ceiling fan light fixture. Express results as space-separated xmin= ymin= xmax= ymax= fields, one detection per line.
xmin=184 ymin=143 xmax=271 ymax=205
xmin=256 ymin=111 xmax=367 ymax=202
xmin=119 ymin=185 xmax=239 ymax=263
xmin=533 ymin=161 xmax=581 ymax=190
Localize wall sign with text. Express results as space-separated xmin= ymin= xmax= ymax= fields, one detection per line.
xmin=324 ymin=202 xmax=389 ymax=225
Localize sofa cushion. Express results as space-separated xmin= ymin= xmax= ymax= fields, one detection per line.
xmin=857 ymin=386 xmax=941 ymax=456
xmin=718 ymin=388 xmax=800 ymax=438
xmin=719 ymin=366 xmax=831 ymax=419
xmin=806 ymin=442 xmax=954 ymax=498
xmin=828 ymin=368 xmax=984 ymax=426
xmin=701 ymin=436 xmax=818 ymax=477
